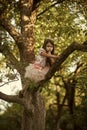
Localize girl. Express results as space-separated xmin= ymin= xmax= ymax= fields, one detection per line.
xmin=24 ymin=38 xmax=58 ymax=83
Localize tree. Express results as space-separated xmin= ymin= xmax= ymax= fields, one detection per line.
xmin=0 ymin=0 xmax=87 ymax=130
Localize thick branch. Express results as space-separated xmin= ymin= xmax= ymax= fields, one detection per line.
xmin=0 ymin=44 xmax=20 ymax=72
xmin=0 ymin=18 xmax=23 ymax=48
xmin=0 ymin=92 xmax=24 ymax=106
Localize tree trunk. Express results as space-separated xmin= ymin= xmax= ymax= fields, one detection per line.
xmin=20 ymin=0 xmax=36 ymax=63
xmin=21 ymin=91 xmax=46 ymax=130
xmin=19 ymin=1 xmax=46 ymax=130
xmin=55 ymin=91 xmax=67 ymax=130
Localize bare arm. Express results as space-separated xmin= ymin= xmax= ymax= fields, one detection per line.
xmin=41 ymin=51 xmax=58 ymax=59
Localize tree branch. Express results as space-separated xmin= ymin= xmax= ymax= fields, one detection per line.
xmin=0 ymin=18 xmax=23 ymax=48
xmin=0 ymin=44 xmax=20 ymax=72
xmin=37 ymin=0 xmax=65 ymax=18
xmin=0 ymin=79 xmax=19 ymax=87
xmin=46 ymin=42 xmax=87 ymax=79
xmin=35 ymin=41 xmax=87 ymax=90
xmin=0 ymin=91 xmax=24 ymax=106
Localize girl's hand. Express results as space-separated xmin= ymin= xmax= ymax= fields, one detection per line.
xmin=53 ymin=55 xmax=59 ymax=59
xmin=56 ymin=55 xmax=59 ymax=59
xmin=41 ymin=51 xmax=59 ymax=59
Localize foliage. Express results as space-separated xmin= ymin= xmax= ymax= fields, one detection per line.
xmin=0 ymin=103 xmax=23 ymax=130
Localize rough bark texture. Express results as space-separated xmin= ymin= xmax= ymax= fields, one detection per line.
xmin=20 ymin=0 xmax=36 ymax=63
xmin=19 ymin=1 xmax=46 ymax=129
xmin=21 ymin=91 xmax=46 ymax=130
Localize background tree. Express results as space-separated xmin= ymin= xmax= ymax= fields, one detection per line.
xmin=0 ymin=103 xmax=22 ymax=130
xmin=0 ymin=0 xmax=87 ymax=130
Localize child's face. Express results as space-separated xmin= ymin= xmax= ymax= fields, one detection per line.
xmin=46 ymin=42 xmax=53 ymax=53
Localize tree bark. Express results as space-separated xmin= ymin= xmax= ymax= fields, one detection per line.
xmin=21 ymin=91 xmax=46 ymax=130
xmin=20 ymin=0 xmax=36 ymax=63
xmin=56 ymin=91 xmax=67 ymax=130
xmin=19 ymin=1 xmax=46 ymax=129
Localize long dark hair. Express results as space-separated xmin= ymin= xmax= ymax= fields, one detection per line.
xmin=42 ymin=38 xmax=55 ymax=66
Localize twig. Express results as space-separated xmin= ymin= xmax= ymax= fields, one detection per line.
xmin=0 ymin=79 xmax=19 ymax=87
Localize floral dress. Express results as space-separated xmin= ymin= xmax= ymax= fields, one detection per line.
xmin=24 ymin=48 xmax=49 ymax=83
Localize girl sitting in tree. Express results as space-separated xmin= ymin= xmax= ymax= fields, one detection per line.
xmin=19 ymin=39 xmax=58 ymax=97
xmin=24 ymin=38 xmax=58 ymax=83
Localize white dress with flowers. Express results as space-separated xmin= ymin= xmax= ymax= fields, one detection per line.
xmin=24 ymin=48 xmax=49 ymax=83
